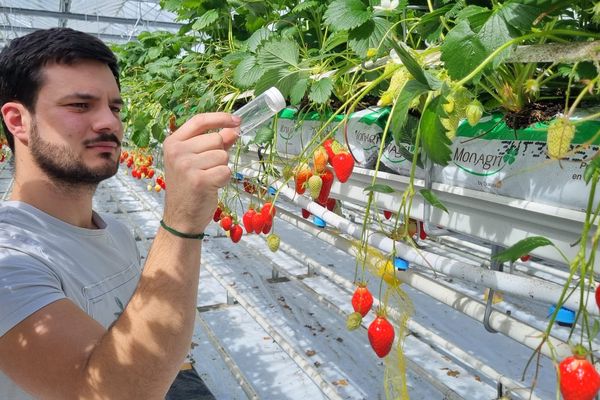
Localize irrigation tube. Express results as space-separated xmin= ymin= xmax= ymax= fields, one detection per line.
xmin=259 ymin=194 xmax=572 ymax=361
xmin=271 ymin=237 xmax=541 ymax=400
xmin=202 ymin=262 xmax=345 ymax=400
xmin=237 ymin=166 xmax=597 ymax=318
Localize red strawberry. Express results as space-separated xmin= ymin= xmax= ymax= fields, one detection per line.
xmin=252 ymin=212 xmax=265 ymax=234
xmin=262 ymin=219 xmax=272 ymax=234
xmin=351 ymin=284 xmax=373 ymax=317
xmin=242 ymin=208 xmax=256 ymax=234
xmin=418 ymin=221 xmax=426 ymax=240
xmin=559 ymin=346 xmax=600 ymax=400
xmin=243 ymin=179 xmax=256 ymax=194
xmin=383 ymin=210 xmax=392 ymax=220
xmin=326 ymin=198 xmax=336 ymax=211
xmin=262 ymin=202 xmax=276 ymax=222
xmin=213 ymin=206 xmax=223 ymax=223
xmin=595 ymin=285 xmax=600 ymax=312
xmin=331 ymin=152 xmax=354 ymax=183
xmin=220 ymin=215 xmax=233 ymax=231
xmin=301 ymin=208 xmax=311 ymax=219
xmin=368 ymin=314 xmax=395 ymax=358
xmin=230 ymin=224 xmax=243 ymax=243
xmin=156 ymin=176 xmax=166 ymax=190
xmin=294 ymin=165 xmax=312 ymax=195
xmin=169 ymin=114 xmax=177 ymax=134
xmin=317 ymin=168 xmax=334 ymax=204
xmin=520 ymin=254 xmax=531 ymax=262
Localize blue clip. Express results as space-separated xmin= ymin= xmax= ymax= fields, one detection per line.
xmin=394 ymin=257 xmax=409 ymax=271
xmin=548 ymin=305 xmax=575 ymax=327
xmin=268 ymin=186 xmax=277 ymax=196
xmin=312 ymin=215 xmax=326 ymax=228
xmin=234 ymin=172 xmax=244 ymax=181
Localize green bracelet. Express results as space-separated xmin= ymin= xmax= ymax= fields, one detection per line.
xmin=160 ymin=220 xmax=206 ymax=240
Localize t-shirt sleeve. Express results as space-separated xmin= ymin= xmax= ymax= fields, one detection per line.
xmin=0 ymin=248 xmax=65 ymax=337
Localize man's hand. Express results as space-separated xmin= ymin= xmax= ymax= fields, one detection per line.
xmin=161 ymin=113 xmax=240 ymax=234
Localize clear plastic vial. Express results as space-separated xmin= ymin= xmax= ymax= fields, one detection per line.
xmin=233 ymin=87 xmax=286 ymax=136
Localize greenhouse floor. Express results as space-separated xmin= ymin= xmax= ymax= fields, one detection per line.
xmin=0 ymin=164 xmax=562 ymax=399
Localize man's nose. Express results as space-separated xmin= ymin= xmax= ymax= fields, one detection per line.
xmin=92 ymin=105 xmax=122 ymax=134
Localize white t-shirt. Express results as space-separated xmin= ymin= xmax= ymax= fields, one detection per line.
xmin=0 ymin=201 xmax=141 ymax=399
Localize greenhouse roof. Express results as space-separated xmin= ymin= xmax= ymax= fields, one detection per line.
xmin=0 ymin=0 xmax=183 ymax=47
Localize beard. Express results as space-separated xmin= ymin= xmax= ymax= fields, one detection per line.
xmin=29 ymin=122 xmax=120 ymax=186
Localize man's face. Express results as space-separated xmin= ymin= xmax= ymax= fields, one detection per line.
xmin=28 ymin=60 xmax=123 ymax=185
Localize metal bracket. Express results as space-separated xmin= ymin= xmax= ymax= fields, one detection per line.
xmin=483 ymin=244 xmax=504 ymax=333
xmin=226 ymin=291 xmax=237 ymax=306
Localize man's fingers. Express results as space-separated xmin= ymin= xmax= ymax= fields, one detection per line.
xmin=219 ymin=128 xmax=240 ymax=151
xmin=180 ymin=149 xmax=229 ymax=171
xmin=172 ymin=112 xmax=240 ymax=142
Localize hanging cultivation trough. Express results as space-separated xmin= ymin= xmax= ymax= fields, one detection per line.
xmin=3 ymin=1 xmax=600 ymax=399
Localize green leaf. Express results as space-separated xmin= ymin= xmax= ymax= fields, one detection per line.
xmin=415 ymin=4 xmax=454 ymax=42
xmin=348 ymin=17 xmax=392 ymax=58
xmin=292 ymin=1 xmax=319 ymax=13
xmin=584 ymin=157 xmax=600 ymax=184
xmin=477 ymin=9 xmax=514 ymax=68
xmin=151 ymin=122 xmax=165 ymax=143
xmin=192 ymin=10 xmax=219 ymax=31
xmin=498 ymin=2 xmax=540 ymax=31
xmin=252 ymin=126 xmax=275 ymax=145
xmin=324 ymin=0 xmax=373 ymax=31
xmin=131 ymin=118 xmax=151 ymax=147
xmin=247 ymin=27 xmax=272 ymax=53
xmin=390 ymin=79 xmax=430 ymax=143
xmin=387 ymin=40 xmax=429 ymax=88
xmin=321 ymin=31 xmax=349 ymax=53
xmin=147 ymin=46 xmax=162 ymax=61
xmin=440 ymin=19 xmax=488 ymax=80
xmin=456 ymin=5 xmax=491 ymax=32
xmin=492 ymin=236 xmax=554 ymax=263
xmin=254 ymin=69 xmax=301 ymax=99
xmin=223 ymin=51 xmax=247 ymax=65
xmin=363 ymin=184 xmax=395 ymax=194
xmin=233 ymin=55 xmax=264 ymax=88
xmin=419 ymin=189 xmax=448 ymax=213
xmin=290 ymin=78 xmax=309 ymax=105
xmin=257 ymin=37 xmax=299 ymax=70
xmin=420 ymin=96 xmax=452 ymax=166
xmin=309 ymin=77 xmax=334 ymax=104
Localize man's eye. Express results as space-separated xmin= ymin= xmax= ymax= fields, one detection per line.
xmin=70 ymin=103 xmax=89 ymax=109
xmin=111 ymin=106 xmax=122 ymax=113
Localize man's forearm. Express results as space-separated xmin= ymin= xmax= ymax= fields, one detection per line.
xmin=81 ymin=228 xmax=202 ymax=399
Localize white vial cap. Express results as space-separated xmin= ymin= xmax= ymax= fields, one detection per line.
xmin=263 ymin=87 xmax=286 ymax=113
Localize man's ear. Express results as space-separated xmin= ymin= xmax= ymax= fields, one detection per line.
xmin=1 ymin=102 xmax=31 ymax=146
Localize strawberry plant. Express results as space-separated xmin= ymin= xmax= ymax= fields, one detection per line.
xmin=112 ymin=1 xmax=600 ymax=398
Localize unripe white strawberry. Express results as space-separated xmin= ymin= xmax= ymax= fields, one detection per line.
xmin=443 ymin=96 xmax=455 ymax=114
xmin=466 ymin=100 xmax=484 ymax=126
xmin=377 ymin=66 xmax=411 ymax=107
xmin=547 ymin=117 xmax=575 ymax=159
xmin=307 ymin=175 xmax=323 ymax=200
xmin=266 ymin=234 xmax=280 ymax=252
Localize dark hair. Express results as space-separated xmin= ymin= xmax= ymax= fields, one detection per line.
xmin=0 ymin=28 xmax=120 ymax=152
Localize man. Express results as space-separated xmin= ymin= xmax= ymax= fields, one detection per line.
xmin=0 ymin=28 xmax=239 ymax=399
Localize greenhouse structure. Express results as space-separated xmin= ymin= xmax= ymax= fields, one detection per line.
xmin=1 ymin=1 xmax=600 ymax=399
